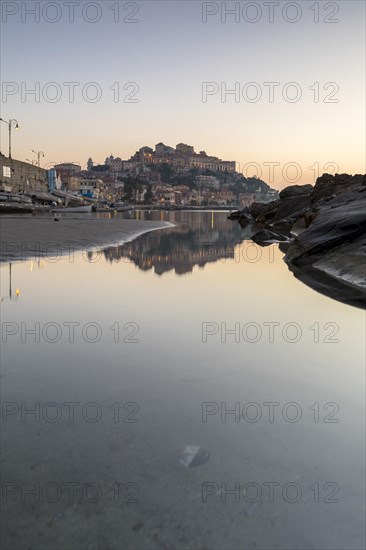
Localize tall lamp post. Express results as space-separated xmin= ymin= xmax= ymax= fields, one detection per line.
xmin=32 ymin=150 xmax=45 ymax=167
xmin=0 ymin=118 xmax=20 ymax=158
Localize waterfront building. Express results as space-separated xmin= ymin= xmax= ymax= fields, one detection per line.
xmin=78 ymin=178 xmax=102 ymax=199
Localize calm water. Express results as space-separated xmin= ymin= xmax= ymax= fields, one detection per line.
xmin=1 ymin=211 xmax=365 ymax=550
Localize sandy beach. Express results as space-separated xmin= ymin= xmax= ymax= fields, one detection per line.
xmin=0 ymin=215 xmax=172 ymax=262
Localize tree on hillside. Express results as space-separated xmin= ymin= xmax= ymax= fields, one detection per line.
xmin=144 ymin=184 xmax=153 ymax=204
xmin=156 ymin=163 xmax=174 ymax=183
xmin=122 ymin=177 xmax=144 ymax=202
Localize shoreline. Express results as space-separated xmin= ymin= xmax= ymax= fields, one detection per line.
xmin=0 ymin=216 xmax=173 ymax=263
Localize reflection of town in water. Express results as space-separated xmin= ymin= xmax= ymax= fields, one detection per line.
xmin=102 ymin=211 xmax=246 ymax=275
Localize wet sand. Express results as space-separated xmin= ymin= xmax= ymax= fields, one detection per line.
xmin=0 ymin=216 xmax=172 ymax=262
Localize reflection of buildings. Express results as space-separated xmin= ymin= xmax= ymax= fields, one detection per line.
xmin=102 ymin=212 xmax=245 ymax=275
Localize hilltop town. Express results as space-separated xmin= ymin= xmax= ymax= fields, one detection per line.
xmin=0 ymin=143 xmax=278 ymax=209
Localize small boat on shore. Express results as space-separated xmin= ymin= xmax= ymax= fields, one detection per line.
xmin=115 ymin=205 xmax=134 ymax=212
xmin=0 ymin=202 xmax=34 ymax=214
xmin=92 ymin=203 xmax=114 ymax=212
xmin=111 ymin=202 xmax=134 ymax=212
xmin=52 ymin=204 xmax=92 ymax=213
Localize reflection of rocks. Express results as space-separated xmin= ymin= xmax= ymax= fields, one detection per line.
xmin=103 ymin=212 xmax=245 ymax=275
xmin=251 ymin=229 xmax=290 ymax=247
xmin=230 ymin=174 xmax=366 ymax=308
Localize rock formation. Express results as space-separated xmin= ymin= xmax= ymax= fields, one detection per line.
xmin=229 ymin=174 xmax=366 ymax=308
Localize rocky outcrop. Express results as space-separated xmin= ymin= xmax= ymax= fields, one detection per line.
xmin=229 ymin=174 xmax=366 ymax=308
xmin=285 ymin=184 xmax=366 ymax=308
xmin=279 ymin=184 xmax=313 ymax=199
xmin=286 ymin=185 xmax=366 ymax=260
xmin=247 ymin=193 xmax=312 ymax=226
xmin=310 ymin=172 xmax=365 ymax=204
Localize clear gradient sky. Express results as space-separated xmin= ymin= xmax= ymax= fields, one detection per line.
xmin=0 ymin=0 xmax=365 ymax=188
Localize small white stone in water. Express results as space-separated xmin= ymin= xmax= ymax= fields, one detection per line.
xmin=179 ymin=446 xmax=209 ymax=468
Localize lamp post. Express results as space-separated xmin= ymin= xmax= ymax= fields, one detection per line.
xmin=0 ymin=118 xmax=20 ymax=158
xmin=32 ymin=150 xmax=45 ymax=167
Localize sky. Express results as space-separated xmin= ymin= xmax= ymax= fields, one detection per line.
xmin=0 ymin=0 xmax=365 ymax=189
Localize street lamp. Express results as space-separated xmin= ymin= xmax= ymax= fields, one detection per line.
xmin=0 ymin=118 xmax=20 ymax=158
xmin=32 ymin=150 xmax=45 ymax=167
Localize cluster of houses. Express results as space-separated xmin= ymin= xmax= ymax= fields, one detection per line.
xmin=44 ymin=143 xmax=277 ymax=206
xmin=52 ymin=164 xmax=257 ymax=207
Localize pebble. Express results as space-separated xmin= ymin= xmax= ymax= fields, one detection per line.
xmin=179 ymin=446 xmax=209 ymax=468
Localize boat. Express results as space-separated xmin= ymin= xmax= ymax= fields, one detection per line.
xmin=115 ymin=205 xmax=134 ymax=212
xmin=0 ymin=202 xmax=34 ymax=214
xmin=111 ymin=202 xmax=134 ymax=212
xmin=0 ymin=193 xmax=36 ymax=213
xmin=92 ymin=203 xmax=114 ymax=212
xmin=93 ymin=206 xmax=113 ymax=212
xmin=52 ymin=204 xmax=92 ymax=213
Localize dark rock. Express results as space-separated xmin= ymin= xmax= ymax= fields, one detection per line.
xmin=249 ymin=200 xmax=279 ymax=220
xmin=279 ymin=184 xmax=313 ymax=199
xmin=227 ymin=209 xmax=254 ymax=224
xmin=285 ymin=184 xmax=366 ymax=308
xmin=235 ymin=173 xmax=366 ymax=308
xmin=288 ymin=185 xmax=366 ymax=259
xmin=251 ymin=229 xmax=289 ymax=246
xmin=274 ymin=195 xmax=311 ymax=222
xmin=238 ymin=213 xmax=255 ymax=225
xmin=227 ymin=210 xmax=241 ymax=220
xmin=270 ymin=220 xmax=294 ymax=234
xmin=311 ymin=173 xmax=366 ymax=204
xmin=249 ymin=196 xmax=311 ymax=225
xmin=246 ymin=175 xmax=365 ymax=233
xmin=229 ymin=174 xmax=366 ymax=307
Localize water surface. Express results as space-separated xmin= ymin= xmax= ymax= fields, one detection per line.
xmin=1 ymin=211 xmax=365 ymax=550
